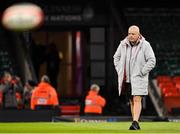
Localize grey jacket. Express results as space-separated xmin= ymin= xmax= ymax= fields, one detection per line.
xmin=113 ymin=36 xmax=156 ymax=96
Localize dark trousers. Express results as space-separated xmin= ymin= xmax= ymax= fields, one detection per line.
xmin=124 ymin=82 xmax=144 ymax=102
xmin=85 ymin=113 xmax=101 ymax=116
xmin=125 ymin=83 xmax=133 ymax=101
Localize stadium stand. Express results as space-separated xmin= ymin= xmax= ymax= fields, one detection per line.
xmin=1 ymin=5 xmax=180 ymax=121
xmin=0 ymin=31 xmax=15 ymax=76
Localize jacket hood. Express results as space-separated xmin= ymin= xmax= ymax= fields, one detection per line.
xmin=38 ymin=82 xmax=51 ymax=89
xmin=121 ymin=35 xmax=145 ymax=46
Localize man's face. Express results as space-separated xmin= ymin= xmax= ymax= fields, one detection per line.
xmin=128 ymin=27 xmax=140 ymax=44
xmin=4 ymin=74 xmax=12 ymax=81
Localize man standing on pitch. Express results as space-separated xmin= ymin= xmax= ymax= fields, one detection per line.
xmin=113 ymin=25 xmax=156 ymax=130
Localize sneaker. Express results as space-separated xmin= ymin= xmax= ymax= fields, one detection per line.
xmin=129 ymin=121 xmax=140 ymax=130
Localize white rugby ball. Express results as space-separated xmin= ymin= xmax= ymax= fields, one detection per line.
xmin=2 ymin=3 xmax=44 ymax=31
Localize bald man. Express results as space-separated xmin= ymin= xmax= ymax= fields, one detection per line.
xmin=113 ymin=25 xmax=156 ymax=130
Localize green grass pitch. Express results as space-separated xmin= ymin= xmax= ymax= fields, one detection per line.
xmin=0 ymin=122 xmax=180 ymax=133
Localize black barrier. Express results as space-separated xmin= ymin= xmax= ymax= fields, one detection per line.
xmin=0 ymin=109 xmax=60 ymax=122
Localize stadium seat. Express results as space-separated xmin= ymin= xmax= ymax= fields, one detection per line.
xmin=163 ymin=93 xmax=180 ymax=113
xmin=162 ymin=88 xmax=178 ymax=97
xmin=158 ymin=82 xmax=175 ymax=91
xmin=60 ymin=105 xmax=80 ymax=116
xmin=157 ymin=76 xmax=172 ymax=86
xmin=173 ymin=76 xmax=180 ymax=83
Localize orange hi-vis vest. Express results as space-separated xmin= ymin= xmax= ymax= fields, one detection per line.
xmin=31 ymin=82 xmax=59 ymax=110
xmin=84 ymin=90 xmax=106 ymax=114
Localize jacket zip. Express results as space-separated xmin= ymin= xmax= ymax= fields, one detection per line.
xmin=129 ymin=47 xmax=132 ymax=83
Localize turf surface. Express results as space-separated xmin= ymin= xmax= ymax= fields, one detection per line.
xmin=0 ymin=122 xmax=179 ymax=133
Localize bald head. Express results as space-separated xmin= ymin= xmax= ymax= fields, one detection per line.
xmin=41 ymin=75 xmax=50 ymax=83
xmin=90 ymin=84 xmax=100 ymax=92
xmin=128 ymin=25 xmax=141 ymax=45
xmin=128 ymin=25 xmax=140 ymax=34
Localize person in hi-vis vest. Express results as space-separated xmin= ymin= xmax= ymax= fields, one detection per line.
xmin=30 ymin=75 xmax=59 ymax=110
xmin=84 ymin=84 xmax=106 ymax=115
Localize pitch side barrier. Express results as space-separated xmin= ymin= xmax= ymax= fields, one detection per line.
xmin=52 ymin=116 xmax=162 ymax=122
xmin=0 ymin=109 xmax=59 ymax=122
